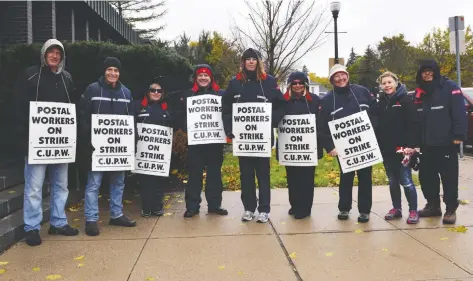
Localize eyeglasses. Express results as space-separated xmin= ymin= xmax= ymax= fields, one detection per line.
xmin=149 ymin=88 xmax=163 ymax=93
xmin=291 ymin=82 xmax=305 ymax=86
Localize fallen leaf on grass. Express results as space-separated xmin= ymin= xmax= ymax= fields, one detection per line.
xmin=46 ymin=274 xmax=62 ymax=280
xmin=77 ymin=263 xmax=85 ymax=268
xmin=164 ymin=204 xmax=171 ymax=209
xmin=74 ymin=255 xmax=84 ymax=261
xmin=73 ymin=218 xmax=80 ymax=222
xmin=8 ymin=190 xmax=16 ymax=194
xmin=145 ymin=277 xmax=156 ymax=281
xmin=32 ymin=267 xmax=40 ymax=272
xmin=71 ymin=224 xmax=80 ymax=228
xmin=289 ymin=252 xmax=296 ymax=258
xmin=98 ymin=195 xmax=102 ymax=199
xmin=459 ymin=199 xmax=470 ymax=205
xmin=381 ymin=248 xmax=389 ymax=252
xmin=325 ymin=252 xmax=333 ymax=257
xmin=68 ymin=207 xmax=79 ymax=212
xmin=123 ymin=200 xmax=132 ymax=204
xmin=354 ymin=229 xmax=364 ymax=234
xmin=0 ymin=261 xmax=8 ymax=266
xmin=163 ymin=212 xmax=173 ymax=216
xmin=440 ymin=237 xmax=449 ymax=241
xmin=218 ymin=265 xmax=225 ymax=270
xmin=171 ymin=169 xmax=178 ymax=175
xmin=448 ymin=225 xmax=468 ymax=233
xmin=183 ymin=180 xmax=188 ymax=184
xmin=0 ymin=269 xmax=5 ymax=274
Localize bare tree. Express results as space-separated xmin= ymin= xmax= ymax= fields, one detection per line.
xmin=232 ymin=0 xmax=329 ymax=80
xmin=110 ymin=0 xmax=166 ymax=40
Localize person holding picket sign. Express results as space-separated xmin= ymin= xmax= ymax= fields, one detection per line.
xmin=169 ymin=64 xmax=228 ymax=218
xmin=278 ymin=72 xmax=322 ymax=219
xmin=318 ymin=64 xmax=378 ymax=223
xmin=375 ymin=71 xmax=420 ymax=224
xmin=222 ymin=48 xmax=286 ymax=223
xmin=14 ymin=39 xmax=79 ymax=246
xmin=133 ymin=79 xmax=173 ymax=217
xmin=80 ymin=57 xmax=136 ymax=236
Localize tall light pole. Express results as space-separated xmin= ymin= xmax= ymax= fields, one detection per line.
xmin=330 ymin=1 xmax=341 ymax=64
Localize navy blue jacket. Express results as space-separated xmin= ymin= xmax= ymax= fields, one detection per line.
xmin=168 ymin=88 xmax=225 ymax=132
xmin=79 ymin=77 xmax=133 ymax=156
xmin=280 ymin=92 xmax=323 ymax=160
xmin=222 ymin=74 xmax=285 ymax=136
xmin=133 ymin=99 xmax=173 ymax=127
xmin=318 ymin=84 xmax=377 ymax=153
xmin=414 ymin=77 xmax=467 ymax=146
xmin=376 ymin=84 xmax=419 ymax=158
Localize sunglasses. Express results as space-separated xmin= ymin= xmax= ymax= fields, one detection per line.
xmin=291 ymin=81 xmax=305 ymax=86
xmin=149 ymin=88 xmax=163 ymax=93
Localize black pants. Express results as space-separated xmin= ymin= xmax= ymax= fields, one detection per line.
xmin=138 ymin=174 xmax=165 ymax=212
xmin=286 ymin=166 xmax=315 ymax=216
xmin=186 ymin=144 xmax=224 ymax=211
xmin=338 ymin=164 xmax=372 ymax=214
xmin=419 ymin=145 xmax=459 ymax=207
xmin=239 ymin=156 xmax=271 ymax=213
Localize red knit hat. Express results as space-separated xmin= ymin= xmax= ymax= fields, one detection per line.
xmin=192 ymin=64 xmax=220 ymax=92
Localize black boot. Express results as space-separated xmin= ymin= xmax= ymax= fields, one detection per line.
xmin=443 ymin=201 xmax=459 ymax=224
xmin=25 ymin=230 xmax=42 ymax=246
xmin=288 ymin=208 xmax=294 ymax=215
xmin=418 ymin=202 xmax=442 ymax=217
xmin=208 ymin=206 xmax=228 ymax=216
xmin=109 ymin=215 xmax=137 ymax=227
xmin=48 ymin=225 xmax=79 ymax=236
xmin=85 ymin=221 xmax=100 ymax=236
xmin=184 ymin=209 xmax=200 ymax=218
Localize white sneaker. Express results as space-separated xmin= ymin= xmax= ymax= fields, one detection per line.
xmin=241 ymin=211 xmax=255 ymax=221
xmin=256 ymin=212 xmax=270 ymax=223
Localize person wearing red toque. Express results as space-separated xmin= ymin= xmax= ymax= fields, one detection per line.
xmin=169 ymin=64 xmax=228 ymax=218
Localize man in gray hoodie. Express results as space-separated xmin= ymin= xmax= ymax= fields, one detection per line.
xmin=15 ymin=39 xmax=79 ymax=246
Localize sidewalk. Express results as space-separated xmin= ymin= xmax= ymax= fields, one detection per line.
xmin=0 ymin=161 xmax=473 ymax=281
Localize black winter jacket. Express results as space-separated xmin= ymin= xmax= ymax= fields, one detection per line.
xmin=14 ymin=65 xmax=74 ymax=156
xmin=318 ymin=84 xmax=377 ymax=153
xmin=222 ymin=74 xmax=285 ymax=136
xmin=376 ymin=84 xmax=419 ymax=158
xmin=414 ymin=60 xmax=467 ymax=146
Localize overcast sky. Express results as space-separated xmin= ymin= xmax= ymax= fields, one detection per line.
xmin=147 ymin=0 xmax=473 ymax=77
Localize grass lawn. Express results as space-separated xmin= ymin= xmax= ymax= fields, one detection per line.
xmin=221 ymin=148 xmax=419 ymax=190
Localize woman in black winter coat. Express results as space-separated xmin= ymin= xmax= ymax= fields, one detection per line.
xmin=133 ymin=80 xmax=173 ymax=217
xmin=376 ymin=71 xmax=419 ymax=224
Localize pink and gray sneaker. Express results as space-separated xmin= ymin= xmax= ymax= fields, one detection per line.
xmin=407 ymin=210 xmax=419 ymax=224
xmin=384 ymin=208 xmax=402 ymax=220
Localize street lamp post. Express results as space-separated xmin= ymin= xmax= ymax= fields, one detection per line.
xmin=330 ymin=1 xmax=341 ymax=64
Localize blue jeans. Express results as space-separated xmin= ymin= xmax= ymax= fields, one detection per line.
xmin=24 ymin=158 xmax=69 ymax=231
xmin=84 ymin=171 xmax=125 ymax=222
xmin=384 ymin=160 xmax=418 ymax=211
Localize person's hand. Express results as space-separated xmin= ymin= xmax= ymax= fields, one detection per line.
xmin=403 ymin=147 xmax=416 ymax=155
xmin=328 ymin=149 xmax=338 ymax=157
xmin=453 ymin=140 xmax=463 ymax=145
xmin=227 ymin=133 xmax=235 ymax=139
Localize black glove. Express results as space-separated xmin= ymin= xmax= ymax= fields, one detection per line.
xmin=227 ymin=133 xmax=235 ymax=139
xmin=409 ymin=152 xmax=421 ymax=171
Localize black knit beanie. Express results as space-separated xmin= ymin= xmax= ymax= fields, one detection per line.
xmin=103 ymin=57 xmax=121 ymax=73
xmin=241 ymin=48 xmax=260 ymax=61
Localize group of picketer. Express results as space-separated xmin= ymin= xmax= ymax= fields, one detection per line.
xmin=16 ymin=39 xmax=466 ymax=247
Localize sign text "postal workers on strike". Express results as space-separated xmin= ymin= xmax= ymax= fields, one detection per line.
xmin=328 ymin=111 xmax=383 ymax=173
xmin=187 ymin=94 xmax=226 ymax=145
xmin=28 ymin=102 xmax=77 ymax=164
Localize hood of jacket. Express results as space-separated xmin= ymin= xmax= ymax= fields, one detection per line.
xmin=40 ymin=39 xmax=65 ymax=74
xmin=416 ymin=59 xmax=440 ymax=85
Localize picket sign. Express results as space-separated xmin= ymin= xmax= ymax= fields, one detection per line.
xmin=328 ymin=111 xmax=383 ymax=173
xmin=278 ymin=114 xmax=318 ymax=166
xmin=232 ymin=102 xmax=272 ymax=158
xmin=186 ymin=94 xmax=226 ymax=145
xmin=91 ymin=114 xmax=135 ymax=171
xmin=28 ymin=101 xmax=77 ymax=164
xmin=133 ymin=123 xmax=173 ymax=177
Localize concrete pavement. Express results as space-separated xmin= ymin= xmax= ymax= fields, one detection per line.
xmin=0 ymin=160 xmax=473 ymax=281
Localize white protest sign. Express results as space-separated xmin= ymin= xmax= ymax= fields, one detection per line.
xmin=328 ymin=111 xmax=383 ymax=173
xmin=28 ymin=102 xmax=77 ymax=164
xmin=278 ymin=114 xmax=318 ymax=166
xmin=187 ymin=94 xmax=226 ymax=145
xmin=91 ymin=114 xmax=135 ymax=171
xmin=133 ymin=123 xmax=173 ymax=177
xmin=232 ymin=103 xmax=272 ymax=157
